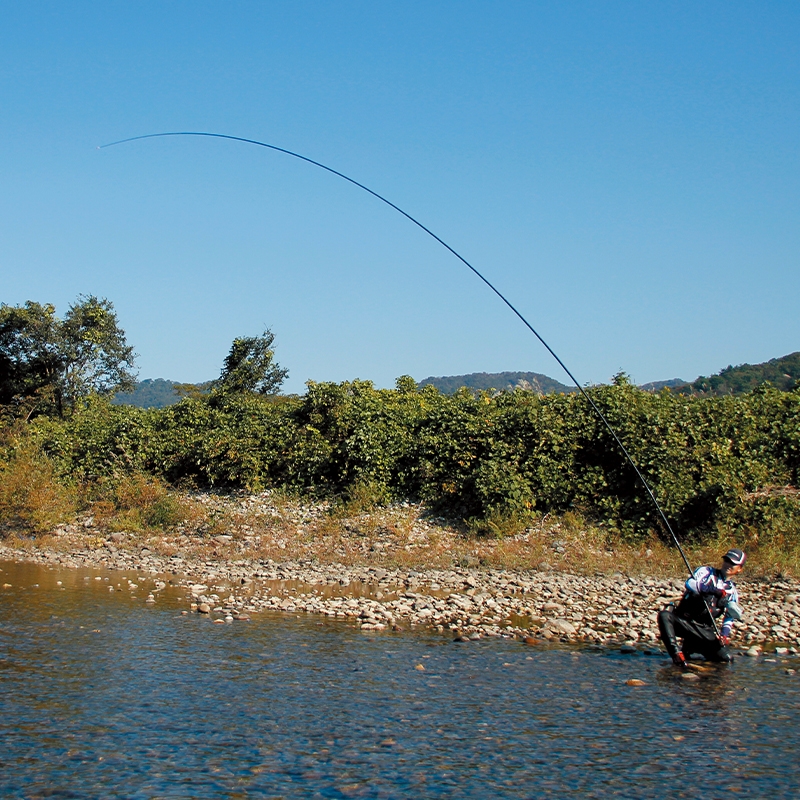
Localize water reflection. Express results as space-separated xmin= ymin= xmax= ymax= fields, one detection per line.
xmin=1 ymin=560 xmax=799 ymax=798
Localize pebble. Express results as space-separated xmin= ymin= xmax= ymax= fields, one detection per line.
xmin=198 ymin=603 xmax=211 ymax=613
xmin=625 ymin=679 xmax=646 ymax=686
xmin=745 ymin=647 xmax=762 ymax=657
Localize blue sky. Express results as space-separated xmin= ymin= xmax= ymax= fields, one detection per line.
xmin=1 ymin=2 xmax=798 ymax=393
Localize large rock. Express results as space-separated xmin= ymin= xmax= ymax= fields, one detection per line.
xmin=545 ymin=618 xmax=576 ymax=635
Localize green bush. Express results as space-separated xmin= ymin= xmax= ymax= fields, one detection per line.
xmin=6 ymin=380 xmax=798 ymax=541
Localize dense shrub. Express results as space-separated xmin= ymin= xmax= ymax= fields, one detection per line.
xmin=5 ymin=379 xmax=798 ymax=541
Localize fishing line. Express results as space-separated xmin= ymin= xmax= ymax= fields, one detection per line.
xmin=99 ymin=131 xmax=704 ymax=589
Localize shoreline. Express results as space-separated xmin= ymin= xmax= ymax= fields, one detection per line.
xmin=3 ymin=522 xmax=799 ymax=652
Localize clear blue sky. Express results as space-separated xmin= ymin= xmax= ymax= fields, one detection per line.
xmin=2 ymin=2 xmax=798 ymax=393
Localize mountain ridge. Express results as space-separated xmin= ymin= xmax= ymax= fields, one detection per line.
xmin=113 ymin=351 xmax=799 ymax=408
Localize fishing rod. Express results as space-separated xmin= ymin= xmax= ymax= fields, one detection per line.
xmin=100 ymin=131 xmax=712 ymax=623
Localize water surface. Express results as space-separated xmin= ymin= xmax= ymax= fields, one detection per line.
xmin=1 ymin=560 xmax=799 ymax=799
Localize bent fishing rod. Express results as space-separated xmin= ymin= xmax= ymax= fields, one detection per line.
xmin=100 ymin=131 xmax=712 ymax=625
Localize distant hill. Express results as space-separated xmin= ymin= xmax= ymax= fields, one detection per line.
xmin=112 ymin=379 xmax=216 ymax=408
xmin=116 ymin=351 xmax=799 ymax=407
xmin=680 ymin=351 xmax=800 ymax=395
xmin=418 ymin=371 xmax=576 ymax=395
xmin=111 ymin=378 xmax=188 ymax=408
xmin=639 ymin=378 xmax=688 ymax=393
xmin=112 ymin=379 xmax=183 ymax=409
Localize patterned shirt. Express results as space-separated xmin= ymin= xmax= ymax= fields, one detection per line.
xmin=681 ymin=566 xmax=740 ymax=639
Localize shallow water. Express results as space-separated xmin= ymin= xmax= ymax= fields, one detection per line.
xmin=1 ymin=560 xmax=800 ymax=799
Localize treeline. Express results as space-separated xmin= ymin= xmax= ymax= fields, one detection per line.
xmin=10 ymin=376 xmax=799 ymax=540
xmin=2 ymin=297 xmax=799 ymax=542
xmin=683 ymin=351 xmax=800 ymax=396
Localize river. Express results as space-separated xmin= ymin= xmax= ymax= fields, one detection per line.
xmin=1 ymin=559 xmax=799 ymax=799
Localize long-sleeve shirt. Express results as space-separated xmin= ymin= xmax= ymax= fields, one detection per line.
xmin=680 ymin=566 xmax=740 ymax=638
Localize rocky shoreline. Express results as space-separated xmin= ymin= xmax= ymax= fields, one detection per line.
xmin=3 ymin=533 xmax=800 ymax=655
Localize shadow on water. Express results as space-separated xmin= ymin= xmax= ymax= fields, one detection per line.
xmin=1 ymin=560 xmax=799 ymax=799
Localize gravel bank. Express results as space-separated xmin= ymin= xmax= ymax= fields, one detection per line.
xmin=3 ymin=529 xmax=799 ymax=651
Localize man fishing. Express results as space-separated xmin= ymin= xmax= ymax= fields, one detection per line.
xmin=657 ymin=548 xmax=746 ymax=669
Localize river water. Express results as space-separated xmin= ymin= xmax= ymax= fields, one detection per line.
xmin=1 ymin=560 xmax=799 ymax=799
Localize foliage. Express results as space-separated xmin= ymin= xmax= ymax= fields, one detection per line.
xmin=0 ymin=296 xmax=137 ymax=417
xmin=3 ymin=376 xmax=799 ymax=542
xmin=0 ymin=425 xmax=77 ymax=532
xmin=685 ymin=351 xmax=800 ymax=395
xmin=214 ymin=329 xmax=288 ymax=396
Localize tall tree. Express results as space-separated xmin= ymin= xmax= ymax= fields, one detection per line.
xmin=215 ymin=329 xmax=288 ymax=395
xmin=0 ymin=296 xmax=137 ymax=416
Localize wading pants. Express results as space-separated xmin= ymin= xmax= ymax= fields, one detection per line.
xmin=657 ymin=609 xmax=732 ymax=663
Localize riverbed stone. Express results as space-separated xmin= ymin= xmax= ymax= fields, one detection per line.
xmin=545 ymin=619 xmax=576 ymax=635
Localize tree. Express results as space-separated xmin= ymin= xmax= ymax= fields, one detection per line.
xmin=0 ymin=296 xmax=137 ymax=416
xmin=215 ymin=329 xmax=288 ymax=395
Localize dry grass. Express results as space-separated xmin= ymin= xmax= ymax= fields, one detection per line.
xmin=0 ymin=456 xmax=797 ymax=579
xmin=0 ymin=445 xmax=77 ymax=534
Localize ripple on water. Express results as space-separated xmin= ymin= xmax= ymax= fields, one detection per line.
xmin=1 ymin=560 xmax=800 ymax=799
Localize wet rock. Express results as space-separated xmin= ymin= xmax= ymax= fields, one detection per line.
xmin=745 ymin=647 xmax=762 ymax=657
xmin=625 ymin=679 xmax=646 ymax=686
xmin=681 ymin=672 xmax=700 ymax=681
xmin=620 ymin=645 xmax=637 ymax=654
xmin=198 ymin=603 xmax=211 ymax=613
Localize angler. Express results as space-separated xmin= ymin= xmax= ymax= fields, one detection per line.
xmin=657 ymin=548 xmax=746 ymax=669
